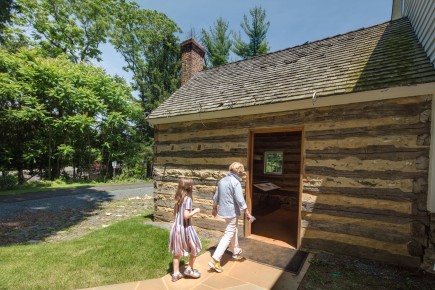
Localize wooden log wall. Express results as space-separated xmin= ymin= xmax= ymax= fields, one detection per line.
xmin=153 ymin=94 xmax=432 ymax=268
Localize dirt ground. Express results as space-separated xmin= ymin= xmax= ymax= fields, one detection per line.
xmin=299 ymin=252 xmax=435 ymax=290
xmin=1 ymin=196 xmax=434 ymax=289
xmin=0 ymin=195 xmax=154 ymax=245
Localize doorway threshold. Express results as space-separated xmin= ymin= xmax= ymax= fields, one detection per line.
xmin=247 ymin=234 xmax=295 ymax=249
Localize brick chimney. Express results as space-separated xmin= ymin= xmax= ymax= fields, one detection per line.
xmin=181 ymin=38 xmax=205 ymax=85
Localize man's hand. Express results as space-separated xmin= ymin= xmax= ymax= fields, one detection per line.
xmin=245 ymin=210 xmax=254 ymax=223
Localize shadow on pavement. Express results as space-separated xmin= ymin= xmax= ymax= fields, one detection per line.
xmin=0 ymin=184 xmax=152 ymax=246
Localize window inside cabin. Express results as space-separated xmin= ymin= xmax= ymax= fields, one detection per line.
xmin=264 ymin=151 xmax=283 ymax=175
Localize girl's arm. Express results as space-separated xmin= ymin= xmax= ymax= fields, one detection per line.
xmin=183 ymin=196 xmax=200 ymax=219
xmin=184 ymin=208 xmax=200 ymax=219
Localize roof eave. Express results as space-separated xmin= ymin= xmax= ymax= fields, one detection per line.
xmin=147 ymin=82 xmax=435 ymax=126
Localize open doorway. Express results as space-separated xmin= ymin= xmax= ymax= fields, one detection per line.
xmin=247 ymin=129 xmax=303 ymax=249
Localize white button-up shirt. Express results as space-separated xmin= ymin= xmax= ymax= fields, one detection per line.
xmin=213 ymin=172 xmax=247 ymax=218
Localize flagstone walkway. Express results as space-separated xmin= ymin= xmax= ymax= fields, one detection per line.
xmin=80 ymin=250 xmax=312 ymax=290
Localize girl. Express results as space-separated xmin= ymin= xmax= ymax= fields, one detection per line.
xmin=168 ymin=178 xmax=202 ymax=282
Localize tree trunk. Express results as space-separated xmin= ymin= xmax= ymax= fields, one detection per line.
xmin=146 ymin=160 xmax=153 ymax=178
xmin=48 ymin=132 xmax=52 ymax=180
xmin=106 ymin=154 xmax=111 ymax=180
xmin=17 ymin=167 xmax=24 ymax=184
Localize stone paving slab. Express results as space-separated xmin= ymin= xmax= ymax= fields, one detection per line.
xmin=79 ymin=251 xmax=312 ymax=290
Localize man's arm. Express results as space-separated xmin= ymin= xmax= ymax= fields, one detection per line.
xmin=212 ymin=186 xmax=218 ymax=217
xmin=233 ymin=182 xmax=252 ymax=219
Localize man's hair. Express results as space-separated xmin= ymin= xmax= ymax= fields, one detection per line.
xmin=229 ymin=162 xmax=244 ymax=175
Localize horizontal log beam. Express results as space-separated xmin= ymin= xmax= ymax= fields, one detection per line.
xmin=301 ymin=193 xmax=411 ymax=215
xmin=305 ymin=135 xmax=428 ymax=151
xmin=156 ymin=142 xmax=246 ymax=154
xmin=301 ymin=227 xmax=409 ymax=256
xmin=305 ymin=166 xmax=428 ymax=180
xmin=306 ymin=146 xmax=429 ymax=161
xmin=156 ymin=148 xmax=247 ymax=158
xmin=156 ymin=135 xmax=248 ymax=146
xmin=155 ymin=156 xmax=248 ymax=167
xmin=158 ymin=128 xmax=248 ymax=142
xmin=155 ymin=176 xmax=222 ymax=187
xmin=305 ymin=156 xmax=423 ymax=172
xmin=303 ymin=174 xmax=414 ymax=191
xmin=306 ymin=122 xmax=430 ymax=140
xmin=303 ymin=186 xmax=414 ymax=201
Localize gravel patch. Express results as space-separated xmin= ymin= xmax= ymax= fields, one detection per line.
xmin=0 ymin=195 xmax=154 ymax=245
xmin=0 ymin=193 xmax=220 ymax=246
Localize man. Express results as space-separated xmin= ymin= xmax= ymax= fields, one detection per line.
xmin=208 ymin=162 xmax=253 ymax=273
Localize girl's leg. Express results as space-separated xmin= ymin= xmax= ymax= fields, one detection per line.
xmin=188 ymin=254 xmax=196 ymax=269
xmin=173 ymin=255 xmax=181 ymax=274
xmin=172 ymin=255 xmax=184 ymax=282
xmin=184 ymin=254 xmax=201 ymax=278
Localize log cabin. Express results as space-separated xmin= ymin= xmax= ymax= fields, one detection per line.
xmin=148 ymin=2 xmax=435 ymax=272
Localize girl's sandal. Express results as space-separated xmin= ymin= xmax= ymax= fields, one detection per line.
xmin=171 ymin=272 xmax=184 ymax=282
xmin=183 ymin=268 xmax=201 ymax=278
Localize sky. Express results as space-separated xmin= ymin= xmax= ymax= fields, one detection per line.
xmin=97 ymin=0 xmax=393 ymax=85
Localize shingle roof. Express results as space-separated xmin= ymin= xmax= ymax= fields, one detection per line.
xmin=149 ymin=18 xmax=435 ymax=120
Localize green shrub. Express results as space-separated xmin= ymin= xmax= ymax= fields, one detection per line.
xmin=52 ymin=179 xmax=66 ymax=185
xmin=0 ymin=175 xmax=17 ymax=190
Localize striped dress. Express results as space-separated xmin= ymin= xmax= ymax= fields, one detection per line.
xmin=168 ymin=196 xmax=202 ymax=256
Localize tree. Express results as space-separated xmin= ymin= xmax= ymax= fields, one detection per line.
xmin=0 ymin=0 xmax=18 ymax=36
xmin=110 ymin=1 xmax=181 ymax=177
xmin=0 ymin=0 xmax=29 ymax=50
xmin=15 ymin=0 xmax=115 ymax=63
xmin=232 ymin=6 xmax=270 ymax=59
xmin=110 ymin=1 xmax=181 ymax=113
xmin=0 ymin=48 xmax=142 ymax=182
xmin=201 ymin=17 xmax=232 ymax=67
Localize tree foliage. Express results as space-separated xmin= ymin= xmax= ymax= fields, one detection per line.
xmin=201 ymin=17 xmax=232 ymax=68
xmin=0 ymin=0 xmax=28 ymax=50
xmin=232 ymin=6 xmax=270 ymax=59
xmin=0 ymin=48 xmax=142 ymax=182
xmin=110 ymin=1 xmax=181 ymax=115
xmin=110 ymin=1 xmax=181 ymax=177
xmin=0 ymin=0 xmax=184 ymax=182
xmin=14 ymin=0 xmax=115 ymax=63
xmin=0 ymin=0 xmax=18 ymax=35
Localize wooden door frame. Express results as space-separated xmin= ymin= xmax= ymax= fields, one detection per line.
xmin=245 ymin=126 xmax=304 ymax=249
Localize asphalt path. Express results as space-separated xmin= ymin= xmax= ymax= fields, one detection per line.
xmin=0 ymin=182 xmax=153 ymax=220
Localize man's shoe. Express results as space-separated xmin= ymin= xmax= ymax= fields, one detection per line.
xmin=232 ymin=248 xmax=243 ymax=260
xmin=208 ymin=259 xmax=223 ymax=273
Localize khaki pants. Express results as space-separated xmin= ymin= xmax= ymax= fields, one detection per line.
xmin=212 ymin=217 xmax=239 ymax=261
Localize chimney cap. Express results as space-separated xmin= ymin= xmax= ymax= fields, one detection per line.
xmin=181 ymin=38 xmax=206 ymax=56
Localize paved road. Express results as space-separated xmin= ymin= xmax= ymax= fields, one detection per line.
xmin=0 ymin=182 xmax=154 ymax=220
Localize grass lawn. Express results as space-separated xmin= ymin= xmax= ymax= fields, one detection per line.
xmin=0 ymin=213 xmax=207 ymax=290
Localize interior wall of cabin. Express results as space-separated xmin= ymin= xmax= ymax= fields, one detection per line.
xmin=251 ymin=131 xmax=302 ymax=248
